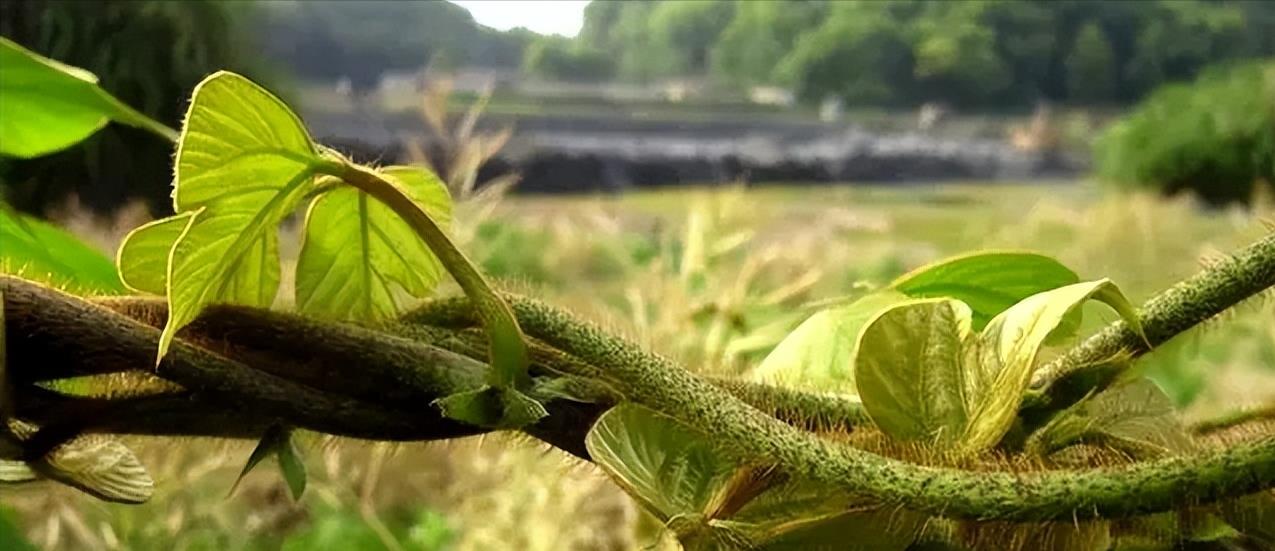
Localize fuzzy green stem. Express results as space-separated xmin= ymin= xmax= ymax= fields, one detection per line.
xmin=1022 ymin=231 xmax=1275 ymax=426
xmin=406 ymin=294 xmax=1275 ymax=521
xmin=326 ymin=162 xmax=532 ymax=393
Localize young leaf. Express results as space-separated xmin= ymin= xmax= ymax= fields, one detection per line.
xmin=230 ymin=425 xmax=305 ymax=501
xmin=115 ymin=212 xmax=196 ymax=295
xmin=332 ymin=163 xmax=539 ymax=428
xmin=890 ymin=251 xmax=1079 ymax=330
xmin=154 ymin=71 xmax=324 ymax=361
xmin=295 ymin=166 xmax=451 ymax=320
xmin=854 ymin=280 xmax=1145 ymax=453
xmin=585 ymin=403 xmax=739 ymax=522
xmin=962 ymin=278 xmax=1144 ymax=453
xmin=277 ymin=435 xmax=307 ymax=501
xmin=855 ymin=298 xmax=974 ymax=445
xmin=1026 ymin=377 xmax=1191 ymax=458
xmin=35 ymin=433 xmax=154 ymax=504
xmin=0 ymin=36 xmax=175 ymax=158
xmin=750 ymin=291 xmax=907 ymax=396
xmin=0 ymin=205 xmax=125 ymax=294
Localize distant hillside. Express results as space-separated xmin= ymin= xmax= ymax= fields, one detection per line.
xmin=252 ymin=0 xmax=535 ymax=91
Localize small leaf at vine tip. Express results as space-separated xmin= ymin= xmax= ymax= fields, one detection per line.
xmin=1026 ymin=377 xmax=1191 ymax=458
xmin=960 ymin=278 xmax=1144 ymax=454
xmin=0 ymin=37 xmax=175 ymax=158
xmin=889 ymin=250 xmax=1080 ymax=331
xmin=433 ymin=386 xmax=547 ymax=429
xmin=0 ymin=205 xmax=126 ymax=294
xmin=294 ymin=165 xmax=452 ymax=321
xmin=156 ymin=71 xmax=323 ymax=361
xmin=229 ymin=425 xmax=292 ymax=498
xmin=751 ymin=291 xmax=908 ymax=396
xmin=115 ymin=212 xmax=195 ymax=295
xmin=36 ymin=434 xmax=154 ymax=504
xmin=854 ymin=298 xmax=974 ymax=445
xmin=584 ymin=403 xmax=739 ymax=522
xmin=277 ymin=436 xmax=306 ymax=501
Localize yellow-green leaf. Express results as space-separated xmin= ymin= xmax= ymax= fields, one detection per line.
xmin=586 ymin=403 xmax=738 ymax=522
xmin=295 ymin=166 xmax=451 ymax=320
xmin=115 ymin=212 xmax=195 ymax=295
xmin=155 ymin=71 xmax=322 ymax=361
xmin=0 ymin=36 xmax=174 ymax=158
xmin=855 ymin=280 xmax=1144 ymax=453
xmin=962 ymin=278 xmax=1144 ymax=453
xmin=750 ymin=291 xmax=907 ymax=396
xmin=855 ymin=298 xmax=974 ymax=445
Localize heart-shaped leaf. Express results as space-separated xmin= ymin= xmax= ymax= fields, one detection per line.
xmin=855 ymin=298 xmax=974 ymax=445
xmin=121 ymin=71 xmax=324 ymax=361
xmin=890 ymin=251 xmax=1079 ymax=330
xmin=856 ymin=280 xmax=1144 ymax=453
xmin=0 ymin=36 xmax=175 ymax=158
xmin=750 ymin=291 xmax=907 ymax=396
xmin=295 ymin=166 xmax=451 ymax=320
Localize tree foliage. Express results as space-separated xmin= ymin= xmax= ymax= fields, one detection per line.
xmin=576 ymin=0 xmax=1275 ymax=107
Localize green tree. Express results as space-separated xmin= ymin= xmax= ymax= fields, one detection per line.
xmin=1066 ymin=23 xmax=1118 ymax=103
xmin=522 ymin=36 xmax=614 ymax=82
xmin=776 ymin=3 xmax=914 ymax=105
xmin=710 ymin=0 xmax=829 ymax=86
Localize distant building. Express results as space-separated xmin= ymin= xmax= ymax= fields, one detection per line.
xmin=748 ymin=86 xmax=795 ymax=108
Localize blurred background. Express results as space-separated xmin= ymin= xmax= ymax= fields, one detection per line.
xmin=1 ymin=1 xmax=1274 ymax=549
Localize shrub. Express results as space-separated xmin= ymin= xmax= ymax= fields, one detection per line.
xmin=1094 ymin=60 xmax=1275 ymax=205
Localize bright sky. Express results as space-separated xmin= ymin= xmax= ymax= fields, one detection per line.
xmin=451 ymin=1 xmax=589 ymax=37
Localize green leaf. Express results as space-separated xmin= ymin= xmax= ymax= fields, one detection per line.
xmin=277 ymin=434 xmax=307 ymax=501
xmin=1026 ymin=377 xmax=1191 ymax=458
xmin=890 ymin=251 xmax=1079 ymax=330
xmin=295 ymin=166 xmax=451 ymax=320
xmin=231 ymin=425 xmax=305 ymax=501
xmin=0 ymin=206 xmax=125 ymax=294
xmin=585 ymin=403 xmax=738 ymax=522
xmin=153 ymin=71 xmax=323 ymax=361
xmin=750 ymin=291 xmax=908 ymax=396
xmin=962 ymin=279 xmax=1143 ymax=453
xmin=0 ymin=36 xmax=175 ymax=158
xmin=855 ymin=298 xmax=974 ymax=445
xmin=432 ymin=385 xmax=549 ymax=430
xmin=115 ymin=212 xmax=195 ymax=295
xmin=855 ymin=280 xmax=1144 ymax=453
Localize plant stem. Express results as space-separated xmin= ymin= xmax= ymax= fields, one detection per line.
xmin=407 ymin=292 xmax=1275 ymax=521
xmin=1022 ymin=231 xmax=1275 ymax=427
xmin=324 ymin=162 xmax=532 ymax=394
